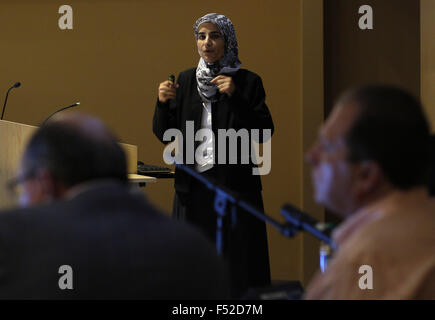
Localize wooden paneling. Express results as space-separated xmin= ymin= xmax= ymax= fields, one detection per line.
xmin=0 ymin=120 xmax=36 ymax=209
xmin=0 ymin=120 xmax=139 ymax=209
xmin=421 ymin=0 xmax=435 ymax=130
xmin=324 ymin=0 xmax=420 ymax=222
xmin=325 ymin=0 xmax=420 ymax=116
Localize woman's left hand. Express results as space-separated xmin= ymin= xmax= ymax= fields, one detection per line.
xmin=211 ymin=75 xmax=236 ymax=97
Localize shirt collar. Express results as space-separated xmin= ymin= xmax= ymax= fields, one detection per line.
xmin=332 ymin=187 xmax=430 ymax=247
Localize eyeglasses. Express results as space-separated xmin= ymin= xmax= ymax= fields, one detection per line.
xmin=6 ymin=170 xmax=36 ymax=197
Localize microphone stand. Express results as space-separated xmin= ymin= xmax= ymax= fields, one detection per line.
xmin=1 ymin=86 xmax=16 ymax=120
xmin=281 ymin=204 xmax=337 ymax=250
xmin=41 ymin=102 xmax=80 ymax=125
xmin=176 ymin=164 xmax=337 ymax=255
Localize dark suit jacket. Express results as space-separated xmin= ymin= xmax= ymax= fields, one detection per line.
xmin=153 ymin=68 xmax=274 ymax=195
xmin=0 ymin=182 xmax=229 ymax=299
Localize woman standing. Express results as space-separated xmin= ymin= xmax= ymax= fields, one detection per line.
xmin=153 ymin=13 xmax=274 ymax=298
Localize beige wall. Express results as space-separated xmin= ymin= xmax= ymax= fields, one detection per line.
xmin=0 ymin=0 xmax=323 ymax=285
xmin=421 ymin=0 xmax=435 ymax=130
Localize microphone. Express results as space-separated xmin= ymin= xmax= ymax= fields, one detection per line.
xmin=168 ymin=74 xmax=175 ymax=89
xmin=281 ymin=203 xmax=337 ymax=249
xmin=168 ymin=74 xmax=175 ymax=84
xmin=1 ymin=82 xmax=21 ymax=120
xmin=41 ymin=102 xmax=80 ymax=125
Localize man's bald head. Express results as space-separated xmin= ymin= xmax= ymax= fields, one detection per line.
xmin=17 ymin=113 xmax=127 ymax=206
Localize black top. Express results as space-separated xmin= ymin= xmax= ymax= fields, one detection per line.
xmin=153 ymin=68 xmax=274 ymax=195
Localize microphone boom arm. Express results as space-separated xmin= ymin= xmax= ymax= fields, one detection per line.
xmin=1 ymin=82 xmax=21 ymax=120
xmin=175 ymin=163 xmax=337 ymax=252
xmin=41 ymin=102 xmax=80 ymax=125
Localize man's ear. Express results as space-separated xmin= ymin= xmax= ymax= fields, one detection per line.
xmin=36 ymin=168 xmax=65 ymax=199
xmin=353 ymin=160 xmax=384 ymax=198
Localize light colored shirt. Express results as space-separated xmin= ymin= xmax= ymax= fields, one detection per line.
xmin=304 ymin=187 xmax=435 ymax=299
xmin=195 ymin=101 xmax=214 ymax=173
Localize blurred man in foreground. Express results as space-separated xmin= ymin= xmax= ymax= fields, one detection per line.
xmin=0 ymin=112 xmax=228 ymax=299
xmin=304 ymin=86 xmax=435 ymax=299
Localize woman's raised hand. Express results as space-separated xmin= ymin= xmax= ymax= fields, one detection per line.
xmin=211 ymin=75 xmax=236 ymax=97
xmin=158 ymin=80 xmax=179 ymax=103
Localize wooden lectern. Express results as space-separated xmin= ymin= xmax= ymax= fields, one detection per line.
xmin=0 ymin=120 xmax=155 ymax=210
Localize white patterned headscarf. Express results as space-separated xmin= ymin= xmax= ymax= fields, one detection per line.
xmin=194 ymin=13 xmax=242 ymax=102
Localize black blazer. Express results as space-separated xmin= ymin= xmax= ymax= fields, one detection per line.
xmin=153 ymin=68 xmax=274 ymax=195
xmin=0 ymin=182 xmax=229 ymax=299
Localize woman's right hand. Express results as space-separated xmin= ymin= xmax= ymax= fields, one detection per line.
xmin=158 ymin=80 xmax=179 ymax=103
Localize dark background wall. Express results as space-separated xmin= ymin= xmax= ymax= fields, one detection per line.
xmin=324 ymin=0 xmax=421 ymax=222
xmin=421 ymin=0 xmax=435 ymax=126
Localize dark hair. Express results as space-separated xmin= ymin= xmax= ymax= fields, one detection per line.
xmin=342 ymin=85 xmax=430 ymax=190
xmin=22 ymin=120 xmax=128 ymax=187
